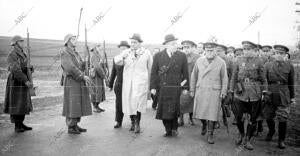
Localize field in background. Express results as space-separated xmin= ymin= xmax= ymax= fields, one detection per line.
xmin=0 ymin=36 xmax=162 ymax=81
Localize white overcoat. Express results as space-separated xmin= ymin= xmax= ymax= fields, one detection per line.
xmin=114 ymin=47 xmax=152 ymax=115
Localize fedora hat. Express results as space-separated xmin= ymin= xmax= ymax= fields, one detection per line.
xmin=163 ymin=34 xmax=178 ymax=45
xmin=118 ymin=41 xmax=130 ymax=48
xmin=129 ymin=33 xmax=143 ymax=43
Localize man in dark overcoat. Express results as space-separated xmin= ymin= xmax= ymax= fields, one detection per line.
xmin=109 ymin=41 xmax=130 ymax=128
xmin=4 ymin=35 xmax=33 ymax=132
xmin=150 ymin=34 xmax=189 ymax=137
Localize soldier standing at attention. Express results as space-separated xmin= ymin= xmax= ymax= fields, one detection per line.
xmin=4 ymin=35 xmax=33 ymax=133
xmin=90 ymin=44 xmax=106 ymax=113
xmin=264 ymin=45 xmax=295 ymax=149
xmin=229 ymin=41 xmax=268 ymax=150
xmin=61 ymin=34 xmax=92 ymax=134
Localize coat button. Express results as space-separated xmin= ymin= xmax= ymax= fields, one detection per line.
xmin=163 ymin=82 xmax=166 ymax=85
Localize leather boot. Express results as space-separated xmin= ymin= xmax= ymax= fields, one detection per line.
xmin=256 ymin=120 xmax=263 ymax=136
xmin=129 ymin=115 xmax=135 ymax=131
xmin=15 ymin=122 xmax=25 ymax=133
xmin=68 ymin=126 xmax=81 ymax=134
xmin=265 ymin=119 xmax=275 ymax=141
xmin=134 ymin=112 xmax=141 ymax=133
xmin=244 ymin=136 xmax=254 ymax=150
xmin=236 ymin=134 xmax=245 ymax=145
xmin=114 ymin=122 xmax=122 ymax=128
xmin=235 ymin=120 xmax=245 ymax=145
xmin=244 ymin=124 xmax=254 ymax=150
xmin=21 ymin=123 xmax=33 ymax=131
xmin=278 ymin=122 xmax=287 ymax=149
xmin=189 ymin=113 xmax=195 ymax=125
xmin=178 ymin=114 xmax=184 ymax=127
xmin=76 ymin=125 xmax=87 ymax=132
xmin=201 ymin=120 xmax=207 ymax=135
xmin=207 ymin=121 xmax=215 ymax=144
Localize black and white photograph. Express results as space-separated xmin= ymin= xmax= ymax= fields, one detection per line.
xmin=0 ymin=0 xmax=300 ymax=155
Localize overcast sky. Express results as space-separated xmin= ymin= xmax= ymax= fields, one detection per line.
xmin=0 ymin=0 xmax=299 ymax=47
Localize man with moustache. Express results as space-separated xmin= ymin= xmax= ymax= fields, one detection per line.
xmin=190 ymin=42 xmax=228 ymax=144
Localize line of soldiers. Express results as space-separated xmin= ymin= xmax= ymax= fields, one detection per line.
xmin=3 ymin=34 xmax=295 ymax=151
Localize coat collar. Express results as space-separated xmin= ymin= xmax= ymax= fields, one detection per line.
xmin=64 ymin=46 xmax=82 ymax=64
xmin=201 ymin=56 xmax=219 ymax=78
xmin=13 ymin=46 xmax=27 ymax=60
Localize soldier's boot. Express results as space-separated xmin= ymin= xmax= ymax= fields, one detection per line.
xmin=235 ymin=121 xmax=245 ymax=145
xmin=207 ymin=121 xmax=215 ymax=144
xmin=278 ymin=122 xmax=287 ymax=149
xmin=244 ymin=124 xmax=255 ymax=150
xmin=256 ymin=120 xmax=263 ymax=136
xmin=68 ymin=126 xmax=81 ymax=134
xmin=21 ymin=123 xmax=32 ymax=131
xmin=129 ymin=115 xmax=135 ymax=131
xmin=265 ymin=119 xmax=275 ymax=141
xmin=236 ymin=134 xmax=245 ymax=146
xmin=76 ymin=124 xmax=87 ymax=132
xmin=188 ymin=113 xmax=195 ymax=126
xmin=15 ymin=122 xmax=25 ymax=133
xmin=201 ymin=120 xmax=207 ymax=135
xmin=134 ymin=112 xmax=141 ymax=134
xmin=178 ymin=114 xmax=184 ymax=127
xmin=243 ymin=137 xmax=254 ymax=150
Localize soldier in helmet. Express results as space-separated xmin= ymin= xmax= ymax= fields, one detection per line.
xmin=264 ymin=45 xmax=295 ymax=149
xmin=61 ymin=34 xmax=92 ymax=134
xmin=229 ymin=41 xmax=268 ymax=150
xmin=4 ymin=35 xmax=33 ymax=133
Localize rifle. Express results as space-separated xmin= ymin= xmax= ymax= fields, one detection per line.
xmin=84 ymin=24 xmax=90 ymax=75
xmin=103 ymin=40 xmax=109 ymax=84
xmin=26 ymin=28 xmax=36 ymax=96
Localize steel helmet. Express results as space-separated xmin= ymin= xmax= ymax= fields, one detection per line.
xmin=64 ymin=34 xmax=76 ymax=45
xmin=11 ymin=35 xmax=24 ymax=46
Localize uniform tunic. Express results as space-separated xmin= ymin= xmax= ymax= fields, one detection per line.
xmin=230 ymin=56 xmax=268 ymax=102
xmin=180 ymin=52 xmax=200 ymax=113
xmin=4 ymin=46 xmax=32 ymax=115
xmin=264 ymin=60 xmax=295 ymax=121
xmin=114 ymin=47 xmax=153 ymax=115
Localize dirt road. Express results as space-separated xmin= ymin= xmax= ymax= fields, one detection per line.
xmin=0 ymin=83 xmax=300 ymax=156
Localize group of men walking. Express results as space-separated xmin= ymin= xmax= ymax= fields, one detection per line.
xmin=3 ymin=33 xmax=295 ymax=151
